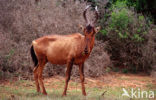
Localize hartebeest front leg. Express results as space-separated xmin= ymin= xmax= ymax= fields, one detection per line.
xmin=79 ymin=63 xmax=86 ymax=96
xmin=62 ymin=59 xmax=74 ymax=96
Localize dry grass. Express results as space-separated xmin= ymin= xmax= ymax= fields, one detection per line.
xmin=0 ymin=72 xmax=155 ymax=100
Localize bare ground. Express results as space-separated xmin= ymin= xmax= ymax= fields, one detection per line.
xmin=0 ymin=72 xmax=156 ymax=100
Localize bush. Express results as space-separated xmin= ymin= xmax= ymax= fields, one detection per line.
xmin=107 ymin=1 xmax=147 ymax=41
xmin=0 ymin=0 xmax=110 ymax=78
xmin=109 ymin=0 xmax=156 ymax=23
xmin=0 ymin=0 xmax=90 ymax=78
xmin=99 ymin=1 xmax=153 ymax=72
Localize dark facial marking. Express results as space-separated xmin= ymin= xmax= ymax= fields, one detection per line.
xmin=85 ymin=24 xmax=94 ymax=33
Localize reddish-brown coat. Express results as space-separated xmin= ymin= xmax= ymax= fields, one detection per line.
xmin=31 ymin=6 xmax=100 ymax=96
xmin=33 ymin=33 xmax=93 ymax=65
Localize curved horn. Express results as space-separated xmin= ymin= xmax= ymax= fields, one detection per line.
xmin=83 ymin=5 xmax=90 ymax=24
xmin=93 ymin=6 xmax=99 ymax=25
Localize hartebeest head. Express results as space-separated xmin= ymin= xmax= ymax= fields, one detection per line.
xmin=80 ymin=6 xmax=100 ymax=54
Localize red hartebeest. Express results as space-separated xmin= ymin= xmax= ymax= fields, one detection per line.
xmin=30 ymin=6 xmax=100 ymax=96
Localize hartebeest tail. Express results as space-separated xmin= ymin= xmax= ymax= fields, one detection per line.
xmin=30 ymin=45 xmax=38 ymax=67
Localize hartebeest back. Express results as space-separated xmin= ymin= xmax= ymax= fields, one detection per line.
xmin=30 ymin=5 xmax=100 ymax=96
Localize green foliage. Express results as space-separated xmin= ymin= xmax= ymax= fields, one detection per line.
xmin=112 ymin=67 xmax=119 ymax=72
xmin=108 ymin=0 xmax=156 ymax=23
xmin=132 ymin=34 xmax=144 ymax=42
xmin=100 ymin=29 xmax=107 ymax=36
xmin=5 ymin=49 xmax=15 ymax=60
xmin=99 ymin=1 xmax=151 ymax=72
xmin=110 ymin=8 xmax=131 ymax=31
xmin=138 ymin=15 xmax=144 ymax=21
xmin=105 ymin=67 xmax=111 ymax=73
xmin=103 ymin=1 xmax=147 ymax=41
xmin=122 ymin=68 xmax=128 ymax=73
xmin=112 ymin=0 xmax=127 ymax=8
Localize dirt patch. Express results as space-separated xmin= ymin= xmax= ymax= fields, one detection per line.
xmin=0 ymin=72 xmax=155 ymax=90
xmin=43 ymin=72 xmax=156 ymax=90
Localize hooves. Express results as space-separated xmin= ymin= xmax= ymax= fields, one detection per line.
xmin=83 ymin=93 xmax=87 ymax=96
xmin=62 ymin=93 xmax=87 ymax=97
xmin=36 ymin=91 xmax=86 ymax=96
xmin=36 ymin=91 xmax=47 ymax=95
xmin=43 ymin=92 xmax=47 ymax=95
xmin=82 ymin=91 xmax=87 ymax=96
xmin=62 ymin=94 xmax=66 ymax=97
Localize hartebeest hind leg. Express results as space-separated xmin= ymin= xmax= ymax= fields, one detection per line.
xmin=79 ymin=63 xmax=86 ymax=96
xmin=33 ymin=66 xmax=40 ymax=93
xmin=62 ymin=59 xmax=74 ymax=96
xmin=36 ymin=59 xmax=47 ymax=95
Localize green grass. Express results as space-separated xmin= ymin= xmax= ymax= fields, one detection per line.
xmin=2 ymin=85 xmax=154 ymax=100
xmin=0 ymin=84 xmax=128 ymax=100
xmin=0 ymin=76 xmax=155 ymax=100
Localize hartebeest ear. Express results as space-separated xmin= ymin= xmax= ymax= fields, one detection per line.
xmin=95 ymin=26 xmax=101 ymax=33
xmin=78 ymin=24 xmax=84 ymax=31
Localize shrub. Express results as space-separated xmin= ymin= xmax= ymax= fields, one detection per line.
xmin=0 ymin=0 xmax=110 ymax=78
xmin=106 ymin=1 xmax=147 ymax=42
xmin=111 ymin=0 xmax=156 ymax=23
xmin=0 ymin=0 xmax=90 ymax=78
xmin=99 ymin=1 xmax=152 ymax=72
